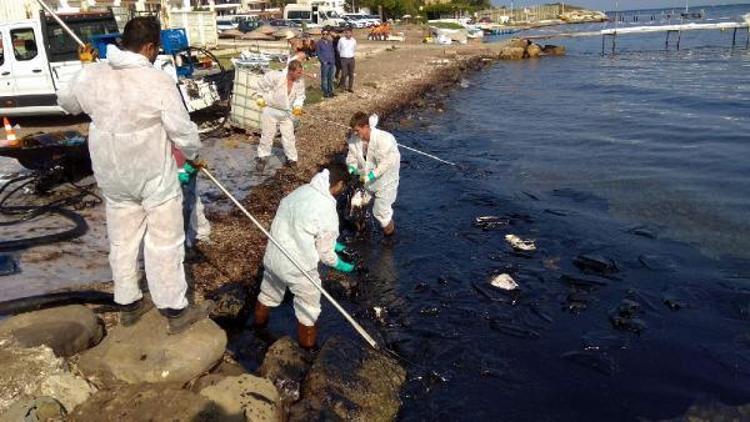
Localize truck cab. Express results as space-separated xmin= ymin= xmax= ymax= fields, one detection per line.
xmin=0 ymin=11 xmax=118 ymax=116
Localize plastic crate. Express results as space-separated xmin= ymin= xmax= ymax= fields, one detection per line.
xmin=229 ymin=66 xmax=263 ymax=131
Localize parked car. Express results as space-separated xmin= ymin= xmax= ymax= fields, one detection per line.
xmin=342 ymin=14 xmax=367 ymax=28
xmin=366 ymin=15 xmax=383 ymax=27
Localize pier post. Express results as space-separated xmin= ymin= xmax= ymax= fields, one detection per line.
xmin=732 ymin=27 xmax=737 ymax=48
xmin=677 ymin=30 xmax=682 ymax=50
xmin=665 ymin=31 xmax=670 ymax=49
xmin=601 ymin=35 xmax=605 ymax=55
xmin=611 ymin=34 xmax=616 ymax=55
xmin=746 ymin=27 xmax=749 ymax=49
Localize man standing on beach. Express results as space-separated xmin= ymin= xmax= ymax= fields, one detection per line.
xmin=337 ymin=26 xmax=357 ymax=93
xmin=56 ymin=17 xmax=211 ymax=334
xmin=253 ymin=60 xmax=306 ymax=171
xmin=316 ymin=27 xmax=336 ymax=98
xmin=252 ymin=163 xmax=355 ymax=349
xmin=346 ymin=112 xmax=400 ymax=236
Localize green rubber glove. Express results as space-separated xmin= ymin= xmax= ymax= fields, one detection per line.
xmin=367 ymin=170 xmax=376 ymax=183
xmin=334 ymin=258 xmax=354 ymax=273
xmin=183 ymin=162 xmax=198 ymax=175
xmin=178 ymin=170 xmax=190 ymax=185
xmin=335 ymin=242 xmax=346 ymax=253
xmin=347 ymin=165 xmax=359 ymax=175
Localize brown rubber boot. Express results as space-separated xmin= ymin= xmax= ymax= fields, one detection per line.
xmin=253 ymin=302 xmax=270 ymax=328
xmin=383 ymin=220 xmax=396 ymax=237
xmin=120 ymin=298 xmax=153 ymax=327
xmin=297 ymin=322 xmax=317 ymax=350
xmin=165 ymin=300 xmax=214 ymax=335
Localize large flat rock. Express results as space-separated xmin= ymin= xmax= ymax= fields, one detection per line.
xmin=289 ymin=336 xmax=406 ymax=422
xmin=68 ymin=383 xmax=228 ymax=422
xmin=0 ymin=305 xmax=103 ymax=357
xmin=199 ymin=374 xmax=281 ymax=421
xmin=78 ymin=308 xmax=226 ymax=385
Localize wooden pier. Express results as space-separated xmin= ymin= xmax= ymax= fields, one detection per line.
xmin=525 ymin=20 xmax=750 ymax=54
xmin=601 ymin=21 xmax=750 ymax=53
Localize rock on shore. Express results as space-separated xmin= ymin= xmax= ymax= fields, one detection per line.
xmin=498 ymin=38 xmax=566 ymax=60
xmin=199 ymin=374 xmax=282 ymax=421
xmin=289 ymin=336 xmax=406 ymax=421
xmin=0 ymin=305 xmax=104 ymax=357
xmin=68 ymin=383 xmax=227 ymax=421
xmin=0 ymin=339 xmax=95 ymax=417
xmin=78 ymin=308 xmax=226 ymax=385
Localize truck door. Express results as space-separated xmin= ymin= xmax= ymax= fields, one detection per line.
xmin=8 ymin=23 xmax=55 ymax=102
xmin=0 ymin=29 xmax=14 ymax=101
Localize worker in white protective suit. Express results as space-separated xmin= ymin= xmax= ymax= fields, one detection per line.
xmin=346 ymin=112 xmax=401 ymax=236
xmin=253 ymin=60 xmax=306 ymax=172
xmin=56 ymin=17 xmax=212 ymax=334
xmin=253 ymin=162 xmax=355 ymax=349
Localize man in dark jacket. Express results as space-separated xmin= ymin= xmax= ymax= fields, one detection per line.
xmin=315 ymin=27 xmax=336 ymax=98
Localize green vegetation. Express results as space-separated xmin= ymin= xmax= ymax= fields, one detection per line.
xmin=356 ymin=0 xmax=490 ymax=20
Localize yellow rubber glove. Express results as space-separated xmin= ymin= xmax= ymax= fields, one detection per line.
xmin=292 ymin=107 xmax=303 ymax=117
xmin=77 ymin=44 xmax=98 ymax=63
xmin=256 ymin=98 xmax=266 ymax=108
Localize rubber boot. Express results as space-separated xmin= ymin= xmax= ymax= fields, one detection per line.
xmin=120 ymin=298 xmax=153 ymax=327
xmin=165 ymin=300 xmax=214 ymax=335
xmin=297 ymin=322 xmax=317 ymax=350
xmin=383 ymin=220 xmax=396 ymax=237
xmin=253 ymin=302 xmax=270 ymax=328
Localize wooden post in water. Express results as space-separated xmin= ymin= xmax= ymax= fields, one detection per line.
xmin=665 ymin=30 xmax=671 ymax=49
xmin=611 ymin=34 xmax=616 ymax=54
xmin=732 ymin=27 xmax=737 ymax=48
xmin=746 ymin=27 xmax=749 ymax=49
xmin=677 ymin=29 xmax=682 ymax=50
xmin=601 ymin=34 xmax=605 ymax=55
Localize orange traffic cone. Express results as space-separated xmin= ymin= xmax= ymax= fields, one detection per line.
xmin=2 ymin=117 xmax=18 ymax=147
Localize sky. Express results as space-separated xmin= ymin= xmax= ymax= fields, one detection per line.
xmin=491 ymin=0 xmax=750 ymax=12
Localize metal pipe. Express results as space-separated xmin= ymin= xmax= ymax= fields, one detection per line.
xmin=199 ymin=167 xmax=380 ymax=350
xmin=36 ymin=0 xmax=86 ymax=48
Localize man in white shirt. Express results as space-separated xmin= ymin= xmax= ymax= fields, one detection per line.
xmin=336 ymin=26 xmax=357 ymax=93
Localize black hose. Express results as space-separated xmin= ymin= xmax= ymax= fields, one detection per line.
xmin=0 ymin=291 xmax=115 ymax=316
xmin=0 ymin=173 xmax=100 ymax=251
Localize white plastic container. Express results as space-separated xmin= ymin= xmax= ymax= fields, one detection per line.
xmin=230 ymin=65 xmax=263 ymax=131
xmin=168 ymin=10 xmax=218 ymax=48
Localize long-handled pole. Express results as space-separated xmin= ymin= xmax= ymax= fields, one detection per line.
xmin=37 ymin=0 xmax=86 ymax=48
xmin=303 ymin=114 xmax=457 ymax=166
xmin=199 ymin=167 xmax=380 ymax=350
xmin=266 ymin=104 xmax=457 ymax=166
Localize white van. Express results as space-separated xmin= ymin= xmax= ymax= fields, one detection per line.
xmin=0 ymin=11 xmax=119 ymax=116
xmin=284 ymin=4 xmax=346 ymax=28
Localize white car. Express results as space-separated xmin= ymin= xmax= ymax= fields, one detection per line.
xmin=342 ymin=14 xmax=368 ymax=28
xmin=364 ymin=15 xmax=382 ymax=27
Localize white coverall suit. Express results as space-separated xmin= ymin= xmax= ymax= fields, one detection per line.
xmin=253 ymin=69 xmax=306 ymax=162
xmin=57 ymin=45 xmax=200 ymax=310
xmin=258 ymin=170 xmax=339 ymax=326
xmin=346 ymin=116 xmax=401 ymax=228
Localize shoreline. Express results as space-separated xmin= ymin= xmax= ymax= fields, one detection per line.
xmin=192 ymin=41 xmax=506 ymax=311
xmin=0 ymin=35 xmax=565 ymax=421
